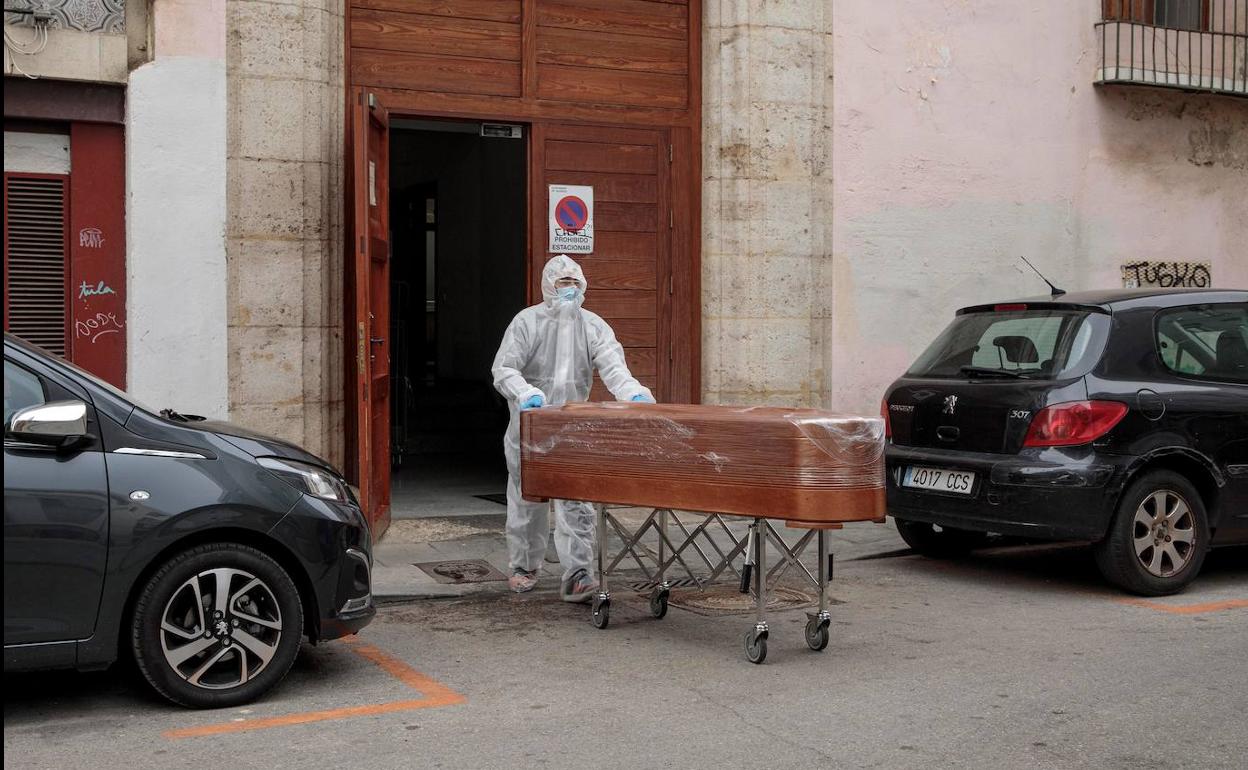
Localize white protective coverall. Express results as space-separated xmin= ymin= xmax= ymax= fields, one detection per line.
xmin=491 ymin=255 xmax=653 ymax=581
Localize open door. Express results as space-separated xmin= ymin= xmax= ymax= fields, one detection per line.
xmin=350 ymin=90 xmax=391 ymax=535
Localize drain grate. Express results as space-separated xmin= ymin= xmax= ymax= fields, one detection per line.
xmin=414 ymin=559 xmax=507 ymax=585
xmin=667 ymin=585 xmax=841 ymax=616
xmin=626 ymin=577 xmax=702 ymax=592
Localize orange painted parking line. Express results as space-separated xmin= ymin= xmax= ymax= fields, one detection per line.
xmin=164 ymin=640 xmax=465 ymax=739
xmin=1117 ymin=598 xmax=1248 ymax=615
xmin=164 ymin=698 xmax=456 ymax=738
xmin=349 ymin=643 xmax=466 ymax=704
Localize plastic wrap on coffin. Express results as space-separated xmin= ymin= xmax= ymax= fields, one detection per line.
xmin=520 ymin=403 xmax=887 ymax=524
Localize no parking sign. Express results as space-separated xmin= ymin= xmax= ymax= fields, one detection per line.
xmin=549 ymin=184 xmax=593 ymax=254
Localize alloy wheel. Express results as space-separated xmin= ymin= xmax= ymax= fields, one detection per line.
xmin=1132 ymin=489 xmax=1196 ymax=578
xmin=159 ymin=567 xmax=283 ymax=690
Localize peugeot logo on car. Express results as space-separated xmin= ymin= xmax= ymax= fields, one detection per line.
xmin=943 ymin=395 xmax=958 ymax=415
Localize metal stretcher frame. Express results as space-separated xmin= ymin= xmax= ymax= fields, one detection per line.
xmin=588 ymin=505 xmax=835 ymax=664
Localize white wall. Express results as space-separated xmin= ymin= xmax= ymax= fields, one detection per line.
xmin=3 ymin=131 xmax=71 ymax=174
xmin=125 ymin=2 xmax=228 ymax=417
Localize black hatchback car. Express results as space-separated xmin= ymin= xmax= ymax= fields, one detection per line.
xmin=3 ymin=334 xmax=374 ymax=707
xmin=884 ymin=289 xmax=1247 ymax=596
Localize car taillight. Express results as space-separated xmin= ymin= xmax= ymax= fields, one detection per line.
xmin=1023 ymin=401 xmax=1128 ymax=447
xmin=881 ymin=397 xmax=892 ymax=439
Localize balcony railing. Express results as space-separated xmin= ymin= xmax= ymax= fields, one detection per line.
xmin=1096 ymin=0 xmax=1247 ymax=96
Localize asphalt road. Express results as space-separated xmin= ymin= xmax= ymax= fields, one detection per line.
xmin=5 ymin=543 xmax=1245 ymax=770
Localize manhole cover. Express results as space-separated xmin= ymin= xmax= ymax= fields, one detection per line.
xmin=668 ymin=585 xmax=827 ymax=616
xmin=414 ymin=559 xmax=507 ymax=585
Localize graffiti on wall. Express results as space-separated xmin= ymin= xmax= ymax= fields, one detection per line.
xmin=1121 ymin=261 xmax=1212 ymax=289
xmin=78 ymin=279 xmax=117 ymax=300
xmin=74 ymin=311 xmax=123 ymax=343
xmin=79 ymin=227 xmax=105 ymax=248
xmin=3 ymin=0 xmax=124 ymax=34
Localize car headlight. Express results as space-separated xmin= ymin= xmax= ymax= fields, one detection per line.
xmin=258 ymin=457 xmax=350 ymax=503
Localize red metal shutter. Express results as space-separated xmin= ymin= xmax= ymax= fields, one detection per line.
xmin=3 ymin=173 xmax=69 ymax=356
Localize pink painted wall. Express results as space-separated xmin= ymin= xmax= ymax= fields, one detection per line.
xmin=153 ymin=0 xmax=226 ymax=59
xmin=830 ymin=0 xmax=1247 ymax=411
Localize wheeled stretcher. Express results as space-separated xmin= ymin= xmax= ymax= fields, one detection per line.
xmin=521 ymin=403 xmax=886 ymax=663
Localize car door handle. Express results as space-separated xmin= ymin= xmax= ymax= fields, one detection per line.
xmin=937 ymin=426 xmax=960 ymax=442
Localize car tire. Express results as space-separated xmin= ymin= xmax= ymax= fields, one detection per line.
xmin=131 ymin=543 xmax=304 ymax=708
xmin=1094 ymin=470 xmax=1209 ymax=597
xmin=894 ymin=518 xmax=989 ymax=558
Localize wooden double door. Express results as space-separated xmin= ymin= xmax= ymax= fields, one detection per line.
xmin=349 ymin=92 xmax=674 ymax=534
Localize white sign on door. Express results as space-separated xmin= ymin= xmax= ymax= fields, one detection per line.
xmin=548 ymin=184 xmax=593 ymax=254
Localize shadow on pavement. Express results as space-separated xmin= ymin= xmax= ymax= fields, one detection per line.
xmin=2 ymin=641 xmax=357 ymax=719
xmin=3 ymin=665 xmax=159 ymax=730
xmin=902 ymin=540 xmax=1247 ymax=596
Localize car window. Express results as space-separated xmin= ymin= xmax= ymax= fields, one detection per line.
xmin=908 ymin=310 xmax=1099 ymax=379
xmin=967 ymin=316 xmax=1065 ymax=369
xmin=1157 ymin=331 xmax=1206 ymax=375
xmin=1156 ymin=303 xmax=1248 ymax=383
xmin=4 ymin=360 xmax=47 ymax=429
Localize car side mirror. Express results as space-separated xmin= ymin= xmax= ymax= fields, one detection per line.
xmin=6 ymin=400 xmax=90 ymax=450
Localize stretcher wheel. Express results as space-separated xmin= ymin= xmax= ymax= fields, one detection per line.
xmin=591 ymin=596 xmax=610 ymax=629
xmin=744 ymin=629 xmax=768 ymax=664
xmin=649 ymin=590 xmax=669 ymax=619
xmin=805 ymin=618 xmax=830 ymax=652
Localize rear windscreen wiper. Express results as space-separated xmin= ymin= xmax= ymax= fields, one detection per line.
xmin=959 ymin=366 xmax=1026 ymax=379
xmin=160 ymin=408 xmax=207 ymax=422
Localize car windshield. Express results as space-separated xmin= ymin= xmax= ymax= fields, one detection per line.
xmin=907 ymin=309 xmax=1097 ymax=379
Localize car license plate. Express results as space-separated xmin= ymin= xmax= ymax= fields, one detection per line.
xmin=902 ymin=466 xmax=976 ymax=495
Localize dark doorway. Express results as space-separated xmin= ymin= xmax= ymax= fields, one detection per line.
xmin=388 ymin=119 xmax=526 ymax=517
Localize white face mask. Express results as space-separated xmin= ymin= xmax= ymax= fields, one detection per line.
xmin=556 ymin=285 xmax=582 ymax=303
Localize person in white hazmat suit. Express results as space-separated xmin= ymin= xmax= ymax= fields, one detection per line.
xmin=492 ymin=254 xmax=655 ymax=601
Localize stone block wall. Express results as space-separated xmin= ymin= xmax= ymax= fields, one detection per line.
xmin=226 ymin=0 xmax=345 ymax=467
xmin=702 ymin=1 xmax=835 ymax=408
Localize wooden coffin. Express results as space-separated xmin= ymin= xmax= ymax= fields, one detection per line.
xmin=520 ymin=403 xmax=886 ymax=524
